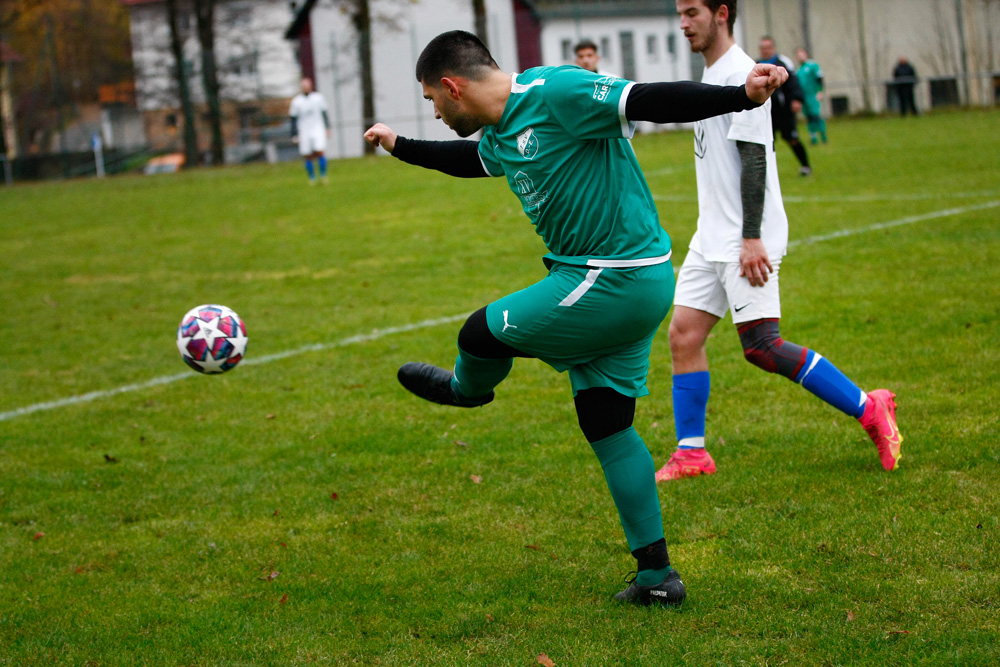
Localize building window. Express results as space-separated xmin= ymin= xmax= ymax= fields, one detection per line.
xmin=619 ymin=31 xmax=636 ymax=81
xmin=667 ymin=33 xmax=676 ymax=57
xmin=562 ymin=39 xmax=572 ymax=62
xmin=647 ymin=34 xmax=658 ymax=62
xmin=231 ymin=54 xmax=257 ymax=77
xmin=601 ymin=37 xmax=611 ymax=62
xmin=165 ymin=113 xmax=177 ymax=128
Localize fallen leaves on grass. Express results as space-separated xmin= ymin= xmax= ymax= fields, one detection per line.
xmin=279 ymin=594 xmax=288 ymax=605
xmin=537 ymin=653 xmax=556 ymax=667
xmin=259 ymin=570 xmax=280 ymax=582
xmin=470 ymin=475 xmax=482 ymax=484
xmin=454 ymin=441 xmax=469 ymax=448
xmin=847 ymin=610 xmax=855 ymax=622
xmin=331 ymin=492 xmax=339 ymax=500
xmin=103 ymin=454 xmax=118 ymax=463
xmin=33 ymin=532 xmax=44 ymax=540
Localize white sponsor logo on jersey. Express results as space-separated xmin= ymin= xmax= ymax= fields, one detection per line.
xmin=512 ymin=171 xmax=549 ymax=212
xmin=593 ymin=76 xmax=618 ymax=102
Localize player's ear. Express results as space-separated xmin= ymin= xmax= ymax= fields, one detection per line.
xmin=440 ymin=76 xmax=462 ymax=100
xmin=716 ymin=4 xmax=729 ymax=26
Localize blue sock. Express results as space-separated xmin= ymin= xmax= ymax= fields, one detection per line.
xmin=795 ymin=351 xmax=867 ymax=419
xmin=304 ymin=160 xmax=315 ymax=180
xmin=673 ymin=371 xmax=710 ymax=449
xmin=318 ymin=156 xmax=327 ymax=176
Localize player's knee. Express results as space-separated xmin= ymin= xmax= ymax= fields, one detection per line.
xmin=742 ymin=345 xmax=779 ymax=373
xmin=668 ymin=319 xmax=700 ymax=358
xmin=575 ymin=388 xmax=635 ymax=443
xmin=738 ymin=318 xmax=806 ymax=380
xmin=738 ymin=318 xmax=782 ymax=374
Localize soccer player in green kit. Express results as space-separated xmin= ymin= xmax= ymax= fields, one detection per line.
xmin=364 ymin=30 xmax=786 ymax=607
xmin=795 ymin=47 xmax=827 ymax=144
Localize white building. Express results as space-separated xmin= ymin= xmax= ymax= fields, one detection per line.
xmin=286 ymin=0 xmax=521 ymax=158
xmin=124 ymin=0 xmax=302 ymax=159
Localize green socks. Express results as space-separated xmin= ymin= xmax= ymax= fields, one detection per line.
xmin=451 ymin=348 xmax=513 ymax=400
xmin=589 ymin=426 xmax=665 ymax=554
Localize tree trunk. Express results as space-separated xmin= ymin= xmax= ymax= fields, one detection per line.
xmin=194 ymin=0 xmax=224 ymax=165
xmin=472 ymin=0 xmax=488 ymax=48
xmin=855 ymin=0 xmax=872 ymax=112
xmin=165 ymin=0 xmax=199 ymax=166
xmin=351 ymin=0 xmax=376 ymax=155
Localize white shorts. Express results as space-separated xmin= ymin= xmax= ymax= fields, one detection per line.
xmin=298 ymin=129 xmax=327 ymax=156
xmin=673 ymin=248 xmax=782 ymax=324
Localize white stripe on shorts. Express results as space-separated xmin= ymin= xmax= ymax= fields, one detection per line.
xmin=559 ymin=268 xmax=603 ymax=307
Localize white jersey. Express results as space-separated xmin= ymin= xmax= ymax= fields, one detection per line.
xmin=689 ymin=44 xmax=788 ymax=262
xmin=289 ymin=92 xmax=329 ymax=136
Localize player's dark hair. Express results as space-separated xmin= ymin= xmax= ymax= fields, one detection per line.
xmin=703 ymin=0 xmax=737 ymax=35
xmin=574 ymin=39 xmax=598 ymax=54
xmin=415 ymin=30 xmax=499 ymax=84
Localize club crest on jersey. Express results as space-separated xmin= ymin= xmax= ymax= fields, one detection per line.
xmin=593 ymin=76 xmax=618 ymax=102
xmin=516 ymin=128 xmax=538 ymax=160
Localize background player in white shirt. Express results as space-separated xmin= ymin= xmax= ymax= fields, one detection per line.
xmin=656 ymin=0 xmax=903 ymax=482
xmin=289 ymin=78 xmax=331 ymax=184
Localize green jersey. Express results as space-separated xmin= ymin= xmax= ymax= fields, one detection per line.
xmin=795 ymin=60 xmax=823 ymax=114
xmin=478 ymin=66 xmax=670 ymax=267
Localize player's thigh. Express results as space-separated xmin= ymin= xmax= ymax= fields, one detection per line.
xmin=721 ymin=259 xmax=782 ymax=324
xmin=311 ymin=130 xmax=328 ymax=153
xmin=673 ymin=249 xmax=729 ymax=319
xmin=298 ymin=133 xmax=316 ymax=156
xmin=776 ymin=115 xmax=799 ymax=142
xmin=486 ymin=262 xmax=674 ymax=372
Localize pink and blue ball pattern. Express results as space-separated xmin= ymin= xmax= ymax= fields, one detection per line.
xmin=176 ymin=304 xmax=248 ymax=374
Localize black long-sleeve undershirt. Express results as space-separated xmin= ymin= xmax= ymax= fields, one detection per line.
xmin=390 ymin=82 xmax=762 ymax=177
xmin=624 ymin=82 xmax=760 ymax=124
xmin=392 ymin=137 xmax=487 ymax=177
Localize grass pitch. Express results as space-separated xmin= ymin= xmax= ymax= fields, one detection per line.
xmin=1 ymin=109 xmax=999 ymax=666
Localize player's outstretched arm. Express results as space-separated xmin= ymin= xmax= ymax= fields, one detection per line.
xmin=626 ymin=79 xmax=770 ymax=125
xmin=364 ymin=123 xmax=398 ymax=152
xmin=745 ymin=63 xmax=789 ymax=104
xmin=363 ymin=123 xmax=489 ymax=178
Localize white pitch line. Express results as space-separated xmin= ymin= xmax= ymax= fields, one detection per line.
xmin=788 ymin=200 xmax=1000 ymax=247
xmin=3 ymin=200 xmax=998 ymax=424
xmin=0 ymin=313 xmax=469 ymax=423
xmin=653 ymin=190 xmax=1000 ymax=204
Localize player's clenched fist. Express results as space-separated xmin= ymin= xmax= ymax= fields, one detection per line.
xmin=744 ymin=63 xmax=788 ymax=104
xmin=364 ymin=123 xmax=398 ymax=153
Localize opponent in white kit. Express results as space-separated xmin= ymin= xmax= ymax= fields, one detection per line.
xmin=657 ymin=0 xmax=903 ymax=482
xmin=289 ymin=77 xmax=331 ymax=184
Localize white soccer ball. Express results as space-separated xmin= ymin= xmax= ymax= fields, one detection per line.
xmin=176 ymin=304 xmax=249 ymax=374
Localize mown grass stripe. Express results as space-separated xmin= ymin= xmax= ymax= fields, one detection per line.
xmin=1 ymin=200 xmax=996 ymax=423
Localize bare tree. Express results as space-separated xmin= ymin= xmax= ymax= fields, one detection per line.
xmin=347 ymin=0 xmax=376 ymax=155
xmin=165 ymin=0 xmax=198 ymax=165
xmin=193 ymin=0 xmax=224 ymax=164
xmin=472 ymin=0 xmax=487 ymax=47
xmin=853 ymin=0 xmax=872 ymax=112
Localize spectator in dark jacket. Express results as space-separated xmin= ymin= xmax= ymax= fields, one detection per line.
xmin=893 ymin=56 xmax=919 ymax=116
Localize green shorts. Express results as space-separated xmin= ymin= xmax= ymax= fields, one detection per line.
xmin=486 ymin=261 xmax=675 ymax=397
